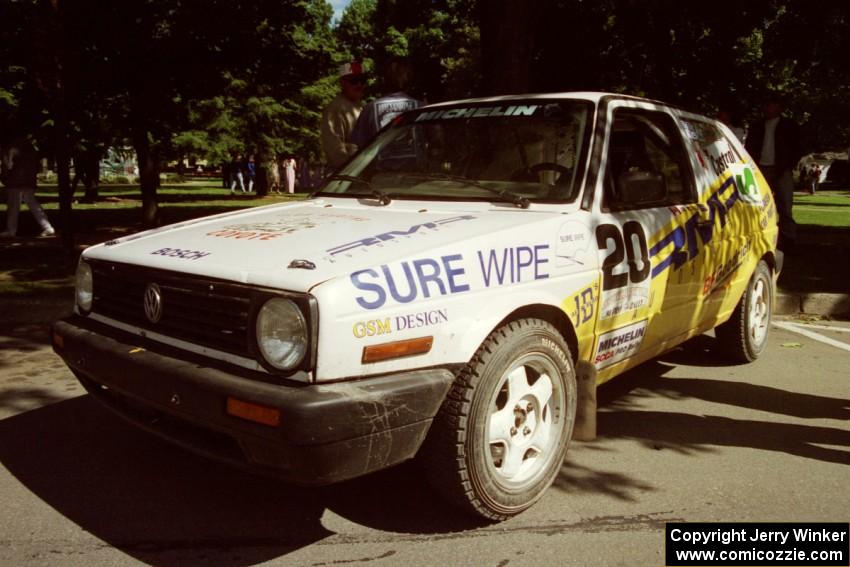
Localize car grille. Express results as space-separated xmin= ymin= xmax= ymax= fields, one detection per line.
xmin=90 ymin=261 xmax=252 ymax=356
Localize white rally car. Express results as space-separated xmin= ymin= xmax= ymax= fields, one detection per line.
xmin=53 ymin=93 xmax=779 ymax=521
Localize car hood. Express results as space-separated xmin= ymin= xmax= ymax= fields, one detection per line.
xmin=85 ymin=198 xmax=567 ymax=292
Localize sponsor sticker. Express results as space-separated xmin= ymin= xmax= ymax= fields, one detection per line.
xmin=594 ymin=319 xmax=647 ymax=369
xmin=150 ymin=247 xmax=211 ymax=261
xmin=327 ymin=215 xmax=476 ymax=257
xmin=601 ymin=287 xmax=649 ymax=319
xmin=208 ymin=212 xmax=370 ymax=242
xmin=703 ymin=241 xmax=751 ymax=296
xmin=352 ymin=309 xmax=449 ymax=338
xmin=555 ymin=221 xmax=593 ymax=269
xmin=350 ymin=245 xmax=550 ymax=310
xmin=414 ymin=105 xmax=539 ymax=122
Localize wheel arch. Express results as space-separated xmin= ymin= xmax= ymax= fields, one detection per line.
xmin=492 ymin=304 xmax=580 ymax=362
xmin=761 ymin=249 xmax=781 ymax=276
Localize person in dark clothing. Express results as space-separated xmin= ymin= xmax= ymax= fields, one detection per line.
xmin=1 ymin=134 xmax=55 ymax=238
xmin=229 ymin=154 xmax=245 ymax=194
xmin=745 ymin=95 xmax=800 ymax=251
xmin=71 ymin=148 xmax=101 ymax=203
xmin=350 ymin=57 xmax=421 ymax=148
xmin=246 ymin=154 xmax=257 ymax=193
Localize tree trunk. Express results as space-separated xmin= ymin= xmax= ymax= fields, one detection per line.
xmin=38 ymin=0 xmax=75 ymax=256
xmin=83 ymin=150 xmax=99 ymax=202
xmin=479 ymin=0 xmax=533 ymax=95
xmin=56 ymin=136 xmax=74 ymax=255
xmin=134 ymin=129 xmax=160 ymax=227
xmin=257 ymin=164 xmax=269 ymax=196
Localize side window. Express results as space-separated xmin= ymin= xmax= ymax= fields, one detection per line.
xmin=604 ymin=108 xmax=696 ymax=209
xmin=683 ymin=119 xmax=742 ymax=178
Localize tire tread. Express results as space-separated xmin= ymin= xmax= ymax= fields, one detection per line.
xmin=420 ymin=318 xmax=566 ymax=521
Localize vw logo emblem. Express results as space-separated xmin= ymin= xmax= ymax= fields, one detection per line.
xmin=143 ymin=283 xmax=163 ymax=323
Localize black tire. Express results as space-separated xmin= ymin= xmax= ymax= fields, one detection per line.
xmin=715 ymin=260 xmax=773 ymax=362
xmin=421 ymin=318 xmax=577 ymax=521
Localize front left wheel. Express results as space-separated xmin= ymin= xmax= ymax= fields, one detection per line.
xmin=421 ymin=318 xmax=577 ymax=521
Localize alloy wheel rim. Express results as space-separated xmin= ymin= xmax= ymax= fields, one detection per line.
xmin=485 ymin=353 xmax=565 ymax=489
xmin=749 ymin=276 xmax=770 ymax=346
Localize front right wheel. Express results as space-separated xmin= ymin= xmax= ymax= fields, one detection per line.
xmin=421 ymin=318 xmax=576 ymax=521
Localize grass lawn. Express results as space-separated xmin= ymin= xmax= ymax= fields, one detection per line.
xmin=1 ymin=179 xmax=848 ymax=301
xmin=792 ymin=188 xmax=850 ymax=228
xmin=0 ymin=179 xmax=307 ymax=297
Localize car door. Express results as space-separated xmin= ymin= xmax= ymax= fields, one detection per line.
xmin=590 ymin=102 xmax=703 ymax=377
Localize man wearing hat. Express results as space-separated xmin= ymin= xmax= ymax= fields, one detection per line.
xmin=321 ymin=61 xmax=366 ymax=169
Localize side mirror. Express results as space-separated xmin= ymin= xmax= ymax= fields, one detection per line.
xmin=615 ymin=169 xmax=667 ymax=205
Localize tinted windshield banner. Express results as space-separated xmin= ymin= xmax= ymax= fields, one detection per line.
xmin=414 ymin=105 xmax=539 ymax=122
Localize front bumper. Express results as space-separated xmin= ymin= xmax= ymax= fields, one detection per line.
xmin=52 ymin=317 xmax=454 ymax=485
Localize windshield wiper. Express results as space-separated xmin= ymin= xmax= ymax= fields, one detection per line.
xmin=320 ymin=175 xmax=392 ymax=205
xmin=404 ymin=172 xmax=530 ymax=209
xmin=324 ymin=174 xmax=373 ymax=190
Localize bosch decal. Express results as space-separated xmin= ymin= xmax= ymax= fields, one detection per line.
xmin=150 ymin=247 xmax=211 ymax=260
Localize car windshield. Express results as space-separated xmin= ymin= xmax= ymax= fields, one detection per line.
xmin=316 ymin=100 xmax=593 ymax=204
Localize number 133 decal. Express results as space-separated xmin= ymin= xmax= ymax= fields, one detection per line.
xmin=596 ymin=222 xmax=650 ymax=290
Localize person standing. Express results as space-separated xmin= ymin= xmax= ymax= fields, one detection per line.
xmin=321 ymin=61 xmax=366 ymax=169
xmin=229 ymin=153 xmax=245 ymax=194
xmin=283 ymin=156 xmax=297 ymax=194
xmin=745 ymin=95 xmax=800 ymax=251
xmin=266 ymin=156 xmax=281 ymax=194
xmin=350 ymin=57 xmax=421 ymax=148
xmin=716 ymin=108 xmax=746 ymax=143
xmin=245 ymin=154 xmax=257 ymax=193
xmin=809 ymin=164 xmax=821 ymax=194
xmin=0 ymin=134 xmax=55 ymax=238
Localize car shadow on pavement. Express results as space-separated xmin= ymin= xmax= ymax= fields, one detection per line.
xmin=597 ymin=410 xmax=850 ymax=465
xmin=590 ymin=338 xmax=850 ymax=466
xmin=0 ymin=395 xmax=486 ymax=566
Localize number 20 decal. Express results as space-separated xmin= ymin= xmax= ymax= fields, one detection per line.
xmin=595 ymin=222 xmax=650 ymax=290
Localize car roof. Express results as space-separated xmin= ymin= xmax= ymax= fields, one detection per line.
xmin=425 ymin=91 xmax=666 ymax=108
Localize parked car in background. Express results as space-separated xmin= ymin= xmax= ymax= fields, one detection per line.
xmin=53 ymin=92 xmax=780 ymax=521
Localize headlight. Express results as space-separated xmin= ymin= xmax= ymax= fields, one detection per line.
xmin=75 ymin=260 xmax=93 ymax=314
xmin=256 ymin=298 xmax=307 ymax=370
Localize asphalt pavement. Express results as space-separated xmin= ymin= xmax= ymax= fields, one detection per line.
xmin=0 ymin=317 xmax=847 ymax=566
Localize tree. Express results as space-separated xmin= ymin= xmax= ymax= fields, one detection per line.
xmin=172 ymin=0 xmax=337 ymax=195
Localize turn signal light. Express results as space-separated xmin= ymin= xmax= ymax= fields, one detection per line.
xmin=226 ymin=397 xmax=281 ymax=427
xmin=362 ymin=336 xmax=433 ymax=364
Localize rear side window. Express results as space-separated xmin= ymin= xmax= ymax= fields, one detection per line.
xmin=604 ymin=108 xmax=696 ymax=210
xmin=682 ymin=119 xmax=742 ymax=178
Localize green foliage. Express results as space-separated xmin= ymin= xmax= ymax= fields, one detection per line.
xmin=334 ymin=0 xmax=481 ymax=101
xmin=335 ymin=0 xmax=378 ymax=60
xmin=2 ymin=0 xmax=849 ymax=208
